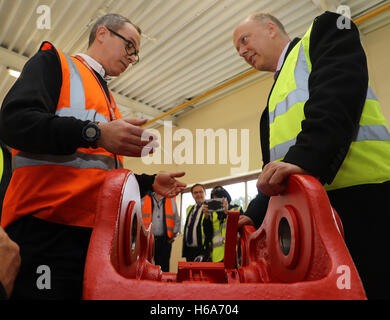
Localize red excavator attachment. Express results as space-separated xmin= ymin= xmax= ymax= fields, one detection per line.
xmin=83 ymin=169 xmax=366 ymax=299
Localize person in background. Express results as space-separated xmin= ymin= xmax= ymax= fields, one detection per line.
xmin=141 ymin=192 xmax=180 ymax=272
xmin=182 ymin=184 xmax=211 ymax=262
xmin=203 ymin=186 xmax=243 ymax=262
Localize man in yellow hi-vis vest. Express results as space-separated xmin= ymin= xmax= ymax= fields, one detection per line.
xmin=182 ymin=184 xmax=209 ymax=262
xmin=233 ymin=11 xmax=390 ymax=299
xmin=203 ymin=186 xmax=243 ymax=262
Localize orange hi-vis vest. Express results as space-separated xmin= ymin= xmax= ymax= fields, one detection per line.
xmin=142 ymin=194 xmax=176 ymax=239
xmin=1 ymin=41 xmax=123 ymax=229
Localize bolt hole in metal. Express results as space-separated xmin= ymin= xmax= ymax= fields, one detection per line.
xmin=279 ymin=217 xmax=291 ymax=256
xmin=131 ymin=213 xmax=137 ymax=253
xmin=236 ymin=240 xmax=242 ymax=267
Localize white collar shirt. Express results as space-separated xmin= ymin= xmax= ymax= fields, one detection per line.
xmin=76 ymin=53 xmax=111 ymax=81
xmin=274 ymin=41 xmax=291 ymax=78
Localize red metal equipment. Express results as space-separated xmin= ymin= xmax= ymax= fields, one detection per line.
xmin=83 ymin=169 xmax=366 ymax=299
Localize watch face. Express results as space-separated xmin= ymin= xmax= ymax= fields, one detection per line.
xmin=85 ymin=126 xmax=97 ymax=139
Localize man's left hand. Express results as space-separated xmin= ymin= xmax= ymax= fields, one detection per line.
xmin=153 ymin=172 xmax=186 ymax=198
xmin=168 ymin=236 xmax=176 ymax=244
xmin=257 ymin=162 xmax=309 ymax=196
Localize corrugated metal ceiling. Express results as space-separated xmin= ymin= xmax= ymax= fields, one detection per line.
xmin=0 ymin=0 xmax=389 ymax=127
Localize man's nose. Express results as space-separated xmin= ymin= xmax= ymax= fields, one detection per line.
xmin=238 ymin=46 xmax=247 ymax=57
xmin=126 ymin=54 xmax=136 ymax=65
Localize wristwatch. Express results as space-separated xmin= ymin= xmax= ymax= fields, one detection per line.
xmin=82 ymin=121 xmax=101 ymax=149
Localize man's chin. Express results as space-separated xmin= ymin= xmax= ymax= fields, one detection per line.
xmin=107 ymin=70 xmax=121 ymax=77
xmin=254 ymin=63 xmax=266 ymax=72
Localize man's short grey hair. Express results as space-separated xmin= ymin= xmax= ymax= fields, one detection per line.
xmin=88 ymin=13 xmax=142 ymax=47
xmin=249 ymin=12 xmax=288 ymax=36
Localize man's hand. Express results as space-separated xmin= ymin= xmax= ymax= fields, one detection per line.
xmin=257 ymin=162 xmax=308 ymax=196
xmin=168 ymin=234 xmax=177 ymax=244
xmin=97 ymin=118 xmax=159 ymax=157
xmin=153 ymin=172 xmax=186 ymax=198
xmin=0 ymin=227 xmax=21 ymax=299
xmin=238 ymin=215 xmax=254 ymax=229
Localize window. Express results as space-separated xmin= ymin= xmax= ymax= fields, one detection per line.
xmin=224 ymin=182 xmax=245 ymax=209
xmin=247 ymin=179 xmax=258 ymax=204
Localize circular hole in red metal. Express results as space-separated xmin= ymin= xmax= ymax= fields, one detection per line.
xmin=131 ymin=213 xmax=137 ymax=253
xmin=279 ymin=217 xmax=291 ymax=256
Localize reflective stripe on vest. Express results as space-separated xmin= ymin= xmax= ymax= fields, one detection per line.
xmin=141 ymin=195 xmax=153 ymax=229
xmin=269 ymin=24 xmax=390 ymax=191
xmin=142 ymin=195 xmax=176 ymax=239
xmin=13 ymin=151 xmax=116 ymax=171
xmin=0 ymin=147 xmax=3 ymax=181
xmin=165 ymin=198 xmax=175 ymax=238
xmin=56 ymin=53 xmax=109 ymax=123
xmin=211 ymin=206 xmax=241 ymax=262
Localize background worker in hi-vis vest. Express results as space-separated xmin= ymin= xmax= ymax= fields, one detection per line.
xmin=233 ymin=11 xmax=390 ymax=299
xmin=203 ymin=186 xmax=243 ymax=262
xmin=182 ymin=184 xmax=210 ymax=262
xmin=0 ymin=14 xmax=186 ymax=300
xmin=141 ymin=192 xmax=180 ymax=272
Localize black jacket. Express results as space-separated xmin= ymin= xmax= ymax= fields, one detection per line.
xmin=0 ymin=282 xmax=6 ymax=300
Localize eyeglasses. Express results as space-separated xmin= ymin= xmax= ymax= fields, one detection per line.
xmin=107 ymin=27 xmax=139 ymax=65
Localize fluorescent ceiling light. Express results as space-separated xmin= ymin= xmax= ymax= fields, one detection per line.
xmin=7 ymin=67 xmax=21 ymax=78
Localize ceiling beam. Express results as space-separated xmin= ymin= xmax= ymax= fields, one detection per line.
xmin=109 ymin=92 xmax=177 ymax=125
xmin=311 ymin=0 xmax=339 ymax=11
xmin=0 ymin=46 xmax=28 ymax=71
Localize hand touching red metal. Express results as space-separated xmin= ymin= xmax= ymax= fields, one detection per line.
xmin=257 ymin=162 xmax=309 ymax=196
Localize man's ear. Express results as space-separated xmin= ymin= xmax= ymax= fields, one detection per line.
xmin=267 ymin=21 xmax=278 ymax=38
xmin=95 ymin=25 xmax=108 ymax=44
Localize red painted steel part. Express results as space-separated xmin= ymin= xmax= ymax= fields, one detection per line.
xmin=83 ymin=170 xmax=366 ymax=300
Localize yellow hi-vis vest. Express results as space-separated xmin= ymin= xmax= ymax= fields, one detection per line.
xmin=210 ymin=205 xmax=241 ymax=262
xmin=269 ymin=24 xmax=390 ymax=191
xmin=0 ymin=147 xmax=3 ymax=183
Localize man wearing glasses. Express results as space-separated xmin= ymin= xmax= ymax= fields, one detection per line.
xmin=0 ymin=13 xmax=186 ymax=299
